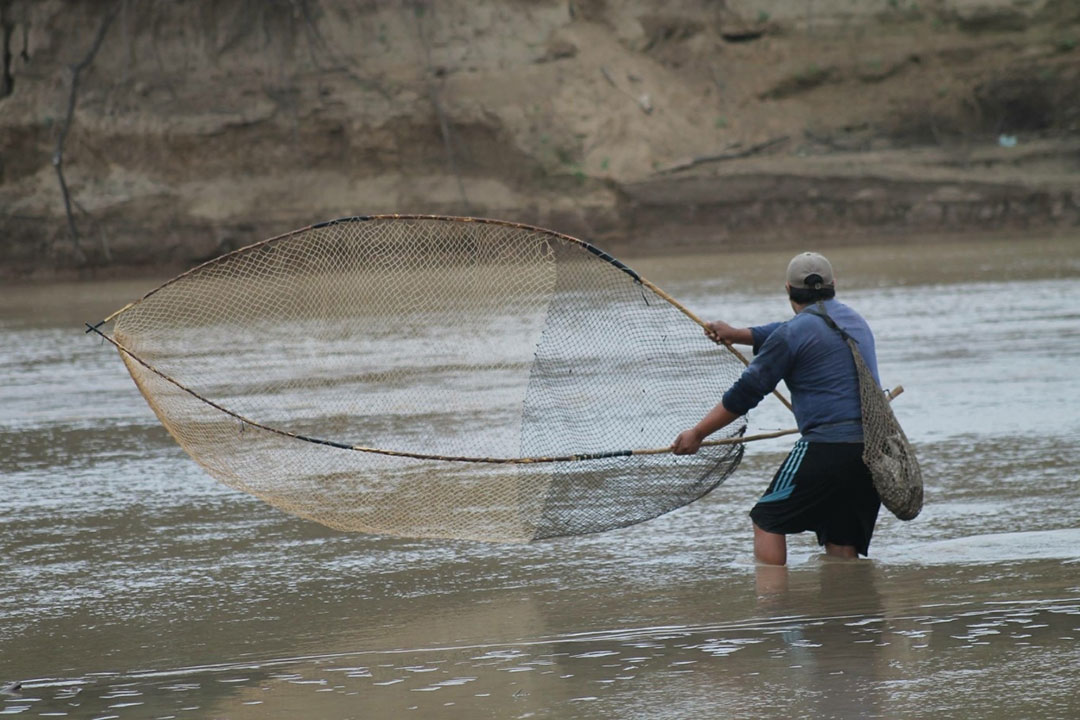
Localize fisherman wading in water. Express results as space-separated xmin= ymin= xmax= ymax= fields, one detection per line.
xmin=672 ymin=252 xmax=881 ymax=566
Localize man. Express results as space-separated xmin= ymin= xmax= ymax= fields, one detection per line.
xmin=672 ymin=252 xmax=881 ymax=565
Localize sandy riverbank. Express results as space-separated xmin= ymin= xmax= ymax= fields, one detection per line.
xmin=1 ymin=0 xmax=1078 ymax=279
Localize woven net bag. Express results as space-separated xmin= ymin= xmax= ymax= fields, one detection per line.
xmin=851 ymin=343 xmax=923 ymax=520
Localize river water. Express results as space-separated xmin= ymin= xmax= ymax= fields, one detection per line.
xmin=1 ymin=235 xmax=1078 ymax=719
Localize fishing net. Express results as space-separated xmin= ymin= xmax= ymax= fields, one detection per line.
xmin=93 ymin=215 xmax=753 ymax=542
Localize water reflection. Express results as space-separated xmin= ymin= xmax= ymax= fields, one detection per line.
xmin=2 ymin=235 xmax=1079 ymax=718
xmin=8 ymin=574 xmax=1077 ymax=719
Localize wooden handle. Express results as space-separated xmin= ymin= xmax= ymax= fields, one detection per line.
xmin=638 ymin=277 xmax=796 ymax=415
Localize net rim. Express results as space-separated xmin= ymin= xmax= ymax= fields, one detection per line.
xmin=100 ymin=215 xmax=642 ymax=325
xmin=85 ymin=214 xmax=793 ymax=465
xmin=94 ymin=214 xmax=788 ymax=411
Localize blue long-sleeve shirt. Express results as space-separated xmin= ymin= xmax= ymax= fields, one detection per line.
xmin=721 ymin=299 xmax=880 ymax=443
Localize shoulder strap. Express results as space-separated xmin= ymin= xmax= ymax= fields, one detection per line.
xmin=806 ymin=300 xmax=856 ymax=344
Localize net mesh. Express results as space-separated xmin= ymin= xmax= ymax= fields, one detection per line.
xmin=105 ymin=216 xmax=748 ymax=542
xmin=852 ymin=341 xmax=924 ymax=520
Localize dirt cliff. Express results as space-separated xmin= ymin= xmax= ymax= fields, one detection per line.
xmin=1 ymin=0 xmax=1078 ymax=278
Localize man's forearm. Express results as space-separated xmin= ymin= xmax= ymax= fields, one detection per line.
xmin=705 ymin=321 xmax=754 ymax=346
xmin=727 ymin=328 xmax=753 ymax=345
xmin=672 ymin=402 xmax=741 ymax=454
xmin=692 ymin=402 xmax=740 ymax=440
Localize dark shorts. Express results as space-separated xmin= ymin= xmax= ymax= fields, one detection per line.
xmin=749 ymin=440 xmax=881 ymax=556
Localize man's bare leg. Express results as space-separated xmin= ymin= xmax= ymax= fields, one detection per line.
xmin=753 ymin=522 xmax=787 ymax=566
xmin=824 ymin=543 xmax=858 ymax=559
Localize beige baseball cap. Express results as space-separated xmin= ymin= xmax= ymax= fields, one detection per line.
xmin=786 ymin=252 xmax=835 ymax=289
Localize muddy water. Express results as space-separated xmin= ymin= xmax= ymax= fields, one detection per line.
xmin=2 ymin=235 xmax=1079 ymax=719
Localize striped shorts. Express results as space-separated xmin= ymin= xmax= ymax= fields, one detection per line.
xmin=749 ymin=440 xmax=881 ymax=556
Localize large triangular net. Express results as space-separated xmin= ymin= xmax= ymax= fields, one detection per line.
xmin=97 ymin=216 xmax=749 ymax=542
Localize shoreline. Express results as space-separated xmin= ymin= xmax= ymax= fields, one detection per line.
xmin=8 ymin=149 xmax=1080 ymax=283
xmin=8 ymin=137 xmax=1078 ymax=282
xmin=7 ymin=224 xmax=1077 ymax=288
